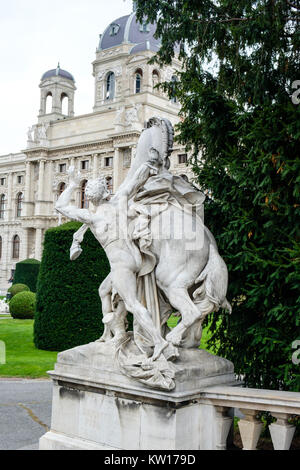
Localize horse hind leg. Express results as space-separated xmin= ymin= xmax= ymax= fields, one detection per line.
xmin=163 ymin=286 xmax=204 ymax=347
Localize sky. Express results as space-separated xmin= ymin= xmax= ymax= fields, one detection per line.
xmin=0 ymin=0 xmax=134 ymax=155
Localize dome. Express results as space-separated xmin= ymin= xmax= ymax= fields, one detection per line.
xmin=98 ymin=11 xmax=161 ymax=55
xmin=41 ymin=64 xmax=75 ymax=82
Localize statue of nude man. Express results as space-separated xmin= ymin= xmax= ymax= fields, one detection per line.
xmin=55 ymin=157 xmax=168 ymax=361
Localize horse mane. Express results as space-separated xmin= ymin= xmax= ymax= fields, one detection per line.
xmin=145 ymin=117 xmax=174 ymax=160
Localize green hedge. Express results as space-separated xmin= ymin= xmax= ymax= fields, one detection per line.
xmin=13 ymin=259 xmax=41 ymax=293
xmin=34 ymin=222 xmax=110 ymax=351
xmin=8 ymin=284 xmax=30 ymax=298
xmin=9 ymin=291 xmax=36 ymax=319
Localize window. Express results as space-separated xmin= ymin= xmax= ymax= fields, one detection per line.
xmin=59 ymin=164 xmax=66 ymax=173
xmin=180 ymin=174 xmax=189 ymax=182
xmin=106 ymin=177 xmax=113 ymax=194
xmin=171 ymin=75 xmax=178 ymax=103
xmin=0 ymin=236 xmax=2 ymax=259
xmin=109 ymin=23 xmax=120 ymax=36
xmin=106 ymin=72 xmax=115 ymax=100
xmin=61 ymin=93 xmax=69 ymax=115
xmin=178 ymin=154 xmax=187 ymax=164
xmin=0 ymin=195 xmax=5 ymax=219
xmin=135 ymin=69 xmax=143 ymax=94
xmin=81 ymin=180 xmax=89 ymax=209
xmin=45 ymin=92 xmax=53 ymax=114
xmin=152 ymin=70 xmax=160 ymax=91
xmin=0 ymin=178 xmax=5 ymax=186
xmin=17 ymin=175 xmax=23 ymax=184
xmin=12 ymin=235 xmax=20 ymax=259
xmin=105 ymin=157 xmax=113 ymax=168
xmin=139 ymin=22 xmax=150 ymax=33
xmin=59 ymin=182 xmax=66 ymax=195
xmin=81 ymin=160 xmax=89 ymax=171
xmin=16 ymin=193 xmax=23 ymax=218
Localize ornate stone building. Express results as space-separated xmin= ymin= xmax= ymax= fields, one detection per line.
xmin=0 ymin=9 xmax=192 ymax=291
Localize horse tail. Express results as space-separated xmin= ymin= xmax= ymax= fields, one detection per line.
xmin=193 ymin=242 xmax=232 ymax=314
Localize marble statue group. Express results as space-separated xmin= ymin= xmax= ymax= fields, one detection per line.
xmin=56 ymin=117 xmax=231 ymax=391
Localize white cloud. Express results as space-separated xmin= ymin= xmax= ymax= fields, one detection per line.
xmin=0 ymin=0 xmax=132 ymax=155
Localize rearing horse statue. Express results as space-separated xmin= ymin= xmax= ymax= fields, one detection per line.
xmin=56 ymin=117 xmax=231 ymax=390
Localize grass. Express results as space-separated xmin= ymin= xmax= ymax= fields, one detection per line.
xmin=0 ymin=314 xmax=215 ymax=379
xmin=0 ymin=318 xmax=58 ymax=378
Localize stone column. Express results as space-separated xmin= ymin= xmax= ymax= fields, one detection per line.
xmin=68 ymin=98 xmax=74 ymax=117
xmin=21 ymin=228 xmax=29 ymax=260
xmin=269 ymin=413 xmax=296 ymax=450
xmin=24 ymin=161 xmax=32 ymax=217
xmin=215 ymin=406 xmax=233 ymax=450
xmin=7 ymin=173 xmax=13 ymax=221
xmin=35 ymin=228 xmax=43 ymax=261
xmin=238 ymin=409 xmax=262 ymax=450
xmin=38 ymin=160 xmax=45 ymax=200
xmin=36 ymin=160 xmax=45 ymax=215
xmin=39 ymin=92 xmax=46 ymax=115
xmin=52 ymin=90 xmax=61 ymax=114
xmin=113 ymin=148 xmax=123 ymax=191
xmin=93 ymin=154 xmax=99 ymax=179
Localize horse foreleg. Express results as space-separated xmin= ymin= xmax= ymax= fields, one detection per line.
xmin=163 ymin=286 xmax=210 ymax=347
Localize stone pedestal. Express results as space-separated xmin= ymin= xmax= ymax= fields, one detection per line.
xmin=40 ymin=341 xmax=236 ymax=450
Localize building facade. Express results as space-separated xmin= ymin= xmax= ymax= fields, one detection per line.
xmin=0 ymin=9 xmax=193 ymax=292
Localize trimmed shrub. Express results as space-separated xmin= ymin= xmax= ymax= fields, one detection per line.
xmin=8 ymin=283 xmax=30 ymax=298
xmin=9 ymin=291 xmax=36 ymax=319
xmin=34 ymin=222 xmax=110 ymax=351
xmin=13 ymin=259 xmax=41 ymax=293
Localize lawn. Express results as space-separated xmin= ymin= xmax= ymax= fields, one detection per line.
xmin=0 ymin=318 xmax=58 ymax=378
xmin=0 ymin=314 xmax=214 ymax=378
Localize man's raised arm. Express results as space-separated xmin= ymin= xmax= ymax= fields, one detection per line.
xmin=56 ymin=167 xmax=91 ymax=225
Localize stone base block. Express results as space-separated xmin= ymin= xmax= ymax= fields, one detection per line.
xmin=40 ymin=341 xmax=237 ymax=450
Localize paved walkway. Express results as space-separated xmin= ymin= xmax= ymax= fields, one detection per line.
xmin=0 ymin=379 xmax=52 ymax=450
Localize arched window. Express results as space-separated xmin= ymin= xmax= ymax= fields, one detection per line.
xmin=80 ymin=180 xmax=89 ymax=209
xmin=45 ymin=92 xmax=53 ymax=114
xmin=135 ymin=69 xmax=143 ymax=94
xmin=0 ymin=236 xmax=2 ymax=259
xmin=12 ymin=235 xmax=20 ymax=260
xmin=152 ymin=70 xmax=160 ymax=91
xmin=61 ymin=93 xmax=69 ymax=115
xmin=106 ymin=176 xmax=113 ymax=194
xmin=106 ymin=72 xmax=115 ymax=100
xmin=139 ymin=22 xmax=150 ymax=33
xmin=0 ymin=194 xmax=5 ymax=219
xmin=59 ymin=182 xmax=66 ymax=195
xmin=180 ymin=174 xmax=189 ymax=182
xmin=109 ymin=23 xmax=120 ymax=36
xmin=16 ymin=193 xmax=23 ymax=218
xmin=171 ymin=75 xmax=178 ymax=103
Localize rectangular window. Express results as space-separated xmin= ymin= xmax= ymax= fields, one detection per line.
xmin=0 ymin=178 xmax=5 ymax=186
xmin=105 ymin=157 xmax=113 ymax=168
xmin=17 ymin=175 xmax=23 ymax=184
xmin=178 ymin=154 xmax=187 ymax=164
xmin=81 ymin=160 xmax=89 ymax=170
xmin=59 ymin=164 xmax=66 ymax=173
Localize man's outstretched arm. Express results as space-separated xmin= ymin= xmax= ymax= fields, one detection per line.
xmin=56 ymin=167 xmax=92 ymax=225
